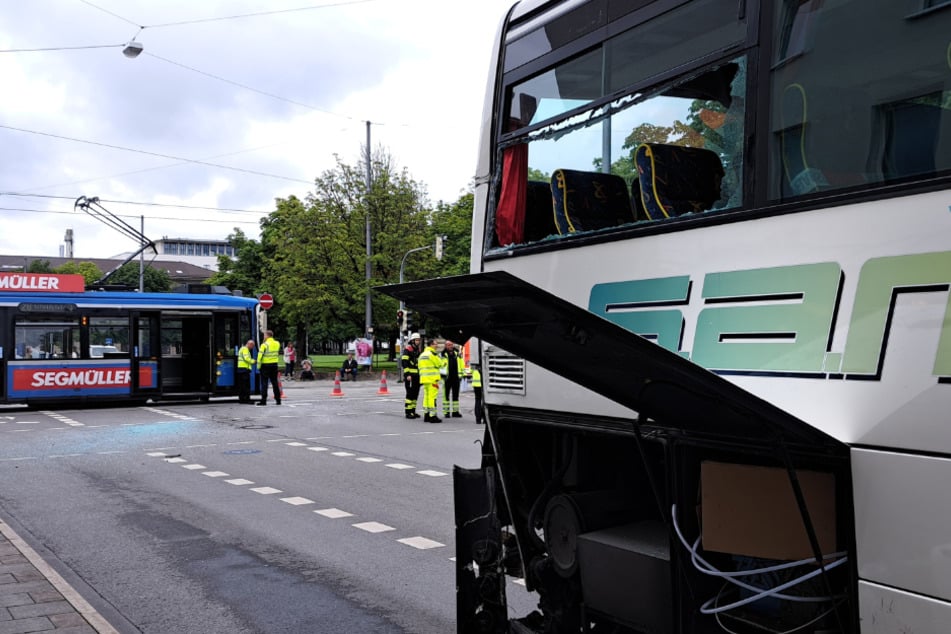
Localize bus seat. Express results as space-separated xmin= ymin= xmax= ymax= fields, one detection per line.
xmin=524 ymin=180 xmax=557 ymax=242
xmin=551 ymin=169 xmax=636 ymax=234
xmin=634 ymin=143 xmax=725 ymax=220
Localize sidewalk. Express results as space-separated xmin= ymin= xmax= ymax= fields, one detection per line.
xmin=0 ymin=519 xmax=117 ymax=634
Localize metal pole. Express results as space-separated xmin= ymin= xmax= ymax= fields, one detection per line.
xmin=139 ymin=215 xmax=145 ymax=292
xmin=365 ymin=121 xmax=373 ymax=340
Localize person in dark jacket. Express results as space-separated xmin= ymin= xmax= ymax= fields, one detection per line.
xmin=341 ymin=352 xmax=359 ymax=381
xmin=401 ymin=333 xmax=422 ymax=419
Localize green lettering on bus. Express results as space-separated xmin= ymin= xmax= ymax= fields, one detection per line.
xmin=841 ymin=252 xmax=951 ymax=377
xmin=692 ymin=263 xmax=841 ymax=373
xmin=588 ymin=276 xmax=690 ymax=353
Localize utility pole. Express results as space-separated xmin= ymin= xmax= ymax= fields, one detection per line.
xmin=365 ymin=121 xmax=373 ymax=340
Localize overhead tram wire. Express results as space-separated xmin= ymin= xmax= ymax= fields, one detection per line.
xmin=0 ymin=124 xmax=312 ymax=185
xmin=0 ymin=193 xmax=267 ymax=215
xmin=0 ymin=205 xmax=261 ymax=225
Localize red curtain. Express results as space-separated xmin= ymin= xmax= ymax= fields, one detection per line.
xmin=495 ymin=143 xmax=528 ymax=246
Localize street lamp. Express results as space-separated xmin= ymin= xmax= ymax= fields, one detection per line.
xmin=397 ymin=236 xmax=446 ymax=370
xmin=122 ymin=40 xmax=143 ymax=58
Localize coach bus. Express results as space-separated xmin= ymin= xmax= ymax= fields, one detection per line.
xmin=0 ymin=272 xmax=260 ymax=405
xmin=385 ymin=1 xmax=951 ymax=633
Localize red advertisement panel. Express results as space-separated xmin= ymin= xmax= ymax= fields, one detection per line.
xmin=0 ymin=273 xmax=85 ymax=293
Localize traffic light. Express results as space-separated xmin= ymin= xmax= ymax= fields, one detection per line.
xmin=404 ymin=309 xmax=413 ymax=334
xmin=397 ymin=309 xmax=405 ymax=332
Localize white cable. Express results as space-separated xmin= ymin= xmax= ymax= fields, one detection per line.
xmin=671 ymin=504 xmax=847 ymax=610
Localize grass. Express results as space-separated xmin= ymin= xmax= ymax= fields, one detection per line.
xmin=305 ymin=354 xmax=397 ymax=374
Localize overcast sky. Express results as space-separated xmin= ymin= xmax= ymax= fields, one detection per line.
xmin=0 ymin=0 xmax=514 ymax=259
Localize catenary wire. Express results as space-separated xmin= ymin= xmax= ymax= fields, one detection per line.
xmin=0 ymin=206 xmax=261 ymax=225
xmin=0 ymin=193 xmax=266 ymax=214
xmin=0 ymin=124 xmax=312 ymax=185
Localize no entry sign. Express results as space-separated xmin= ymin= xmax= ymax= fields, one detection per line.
xmin=258 ymin=293 xmax=274 ymax=310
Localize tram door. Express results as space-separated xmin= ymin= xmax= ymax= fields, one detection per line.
xmin=181 ymin=316 xmax=212 ymax=391
xmin=214 ymin=313 xmax=240 ymax=393
xmin=131 ymin=312 xmax=161 ymax=397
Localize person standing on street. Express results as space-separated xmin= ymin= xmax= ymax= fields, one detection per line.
xmin=237 ymin=339 xmax=256 ymax=404
xmin=470 ymin=363 xmax=484 ymax=424
xmin=441 ymin=340 xmax=465 ymax=418
xmin=401 ymin=333 xmax=422 ymax=419
xmin=417 ymin=336 xmax=445 ymax=423
xmin=256 ymin=330 xmax=282 ymax=406
xmin=283 ymin=342 xmax=296 ymax=380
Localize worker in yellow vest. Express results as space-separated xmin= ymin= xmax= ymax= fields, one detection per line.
xmin=256 ymin=330 xmax=282 ymax=406
xmin=471 ymin=363 xmax=484 ymax=425
xmin=417 ymin=336 xmax=446 ymax=423
xmin=237 ymin=339 xmax=256 ymax=404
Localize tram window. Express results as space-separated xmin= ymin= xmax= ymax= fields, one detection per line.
xmin=162 ymin=319 xmax=183 ymax=357
xmin=14 ymin=319 xmax=80 ymax=359
xmin=768 ymin=0 xmax=951 ymax=199
xmin=88 ymin=317 xmax=129 ymax=355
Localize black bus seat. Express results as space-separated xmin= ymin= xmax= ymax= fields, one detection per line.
xmin=634 ymin=143 xmax=725 ymax=220
xmin=524 ymin=180 xmax=557 ymax=242
xmin=550 ymin=169 xmax=637 ymax=235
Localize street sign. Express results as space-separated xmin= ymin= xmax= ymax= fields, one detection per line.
xmin=258 ymin=293 xmax=274 ymax=310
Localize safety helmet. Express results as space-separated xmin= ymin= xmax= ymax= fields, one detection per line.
xmin=409 ymin=332 xmax=420 ymax=341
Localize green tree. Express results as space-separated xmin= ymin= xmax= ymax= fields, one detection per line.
xmin=55 ymin=261 xmax=101 ymax=285
xmin=26 ymin=259 xmax=52 ymax=273
xmin=206 ymin=228 xmax=265 ymax=297
xmin=106 ymin=262 xmax=172 ymax=292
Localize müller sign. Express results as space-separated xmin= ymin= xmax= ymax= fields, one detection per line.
xmin=0 ymin=272 xmax=85 ymax=293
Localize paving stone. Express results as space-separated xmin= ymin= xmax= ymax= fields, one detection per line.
xmin=0 ymin=577 xmax=15 ymax=587
xmin=25 ymin=591 xmax=61 ymax=605
xmin=0 ymin=559 xmax=27 ymax=568
xmin=0 ymin=616 xmax=54 ymax=633
xmin=0 ymin=595 xmax=32 ymax=609
xmin=9 ymin=601 xmax=73 ymax=620
xmin=47 ymin=613 xmax=87 ymax=628
xmin=9 ymin=572 xmax=42 ymax=585
xmin=0 ymin=609 xmax=9 ymax=622
xmin=0 ymin=547 xmax=17 ymax=558
xmin=0 ymin=583 xmax=53 ymax=598
xmin=0 ymin=568 xmax=31 ymax=579
xmin=45 ymin=627 xmax=94 ymax=634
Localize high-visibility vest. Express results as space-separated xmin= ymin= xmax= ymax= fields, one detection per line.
xmin=237 ymin=345 xmax=254 ymax=370
xmin=471 ymin=369 xmax=481 ymax=388
xmin=418 ymin=346 xmax=444 ymax=384
xmin=259 ymin=337 xmax=281 ymax=365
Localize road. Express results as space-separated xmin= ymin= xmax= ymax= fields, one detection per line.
xmin=0 ymin=379 xmax=536 ymax=633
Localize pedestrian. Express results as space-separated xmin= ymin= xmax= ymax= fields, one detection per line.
xmin=417 ymin=336 xmax=446 ymax=423
xmin=256 ymin=330 xmax=282 ymax=406
xmin=283 ymin=342 xmax=296 ymax=380
xmin=471 ymin=363 xmax=484 ymax=425
xmin=441 ymin=340 xmax=465 ymax=418
xmin=401 ymin=333 xmax=422 ymax=419
xmin=341 ymin=351 xmax=359 ymax=381
xmin=299 ymin=358 xmax=315 ymax=381
xmin=236 ymin=339 xmax=256 ymax=404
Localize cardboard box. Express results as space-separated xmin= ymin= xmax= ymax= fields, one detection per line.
xmin=701 ymin=461 xmax=836 ymax=561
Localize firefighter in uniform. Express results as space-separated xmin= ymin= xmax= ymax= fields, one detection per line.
xmin=401 ymin=333 xmax=422 ymax=419
xmin=441 ymin=340 xmax=466 ymax=418
xmin=237 ymin=339 xmax=256 ymax=404
xmin=256 ymin=330 xmax=282 ymax=406
xmin=417 ymin=336 xmax=445 ymax=423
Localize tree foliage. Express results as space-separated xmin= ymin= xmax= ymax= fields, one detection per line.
xmin=55 ymin=261 xmax=101 ymax=285
xmin=106 ymin=262 xmax=172 ymax=292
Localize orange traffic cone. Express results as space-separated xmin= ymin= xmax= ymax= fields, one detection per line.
xmin=279 ymin=376 xmax=286 ymax=399
xmin=331 ymin=370 xmax=345 ymax=397
xmin=377 ymin=370 xmax=390 ymax=395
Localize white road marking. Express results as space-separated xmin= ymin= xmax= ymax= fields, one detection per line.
xmin=185 ymin=444 xmax=217 ymax=448
xmin=165 ymin=458 xmax=187 ymax=464
xmin=226 ymin=441 xmax=255 ymax=445
xmin=285 ymin=442 xmax=307 ymax=446
xmin=146 ymin=452 xmax=167 ymax=457
xmin=250 ymin=486 xmax=282 ymax=495
xmin=417 ymin=470 xmax=448 ymax=477
xmin=203 ymin=471 xmax=229 ymax=478
xmin=15 ymin=421 xmax=40 ymax=424
xmin=342 ymin=434 xmax=369 ymax=438
xmin=398 ymin=537 xmax=445 ymax=550
xmin=315 ymin=508 xmax=353 ymax=519
xmin=280 ymin=497 xmax=314 ymax=506
xmin=331 ymin=451 xmax=355 ymax=457
xmin=182 ymin=464 xmax=206 ymax=470
xmin=225 ymin=478 xmax=254 ymax=485
xmin=356 ymin=457 xmax=382 ymax=463
xmin=307 ymin=446 xmax=329 ymax=452
xmin=353 ymin=521 xmax=395 ymax=533
xmin=386 ymin=463 xmax=415 ymax=470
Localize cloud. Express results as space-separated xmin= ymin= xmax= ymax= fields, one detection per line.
xmin=0 ymin=0 xmax=512 ymax=257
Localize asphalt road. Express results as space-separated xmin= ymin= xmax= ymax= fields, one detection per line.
xmin=0 ymin=380 xmax=537 ymax=633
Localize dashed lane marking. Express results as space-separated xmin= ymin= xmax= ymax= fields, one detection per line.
xmin=398 ymin=536 xmax=445 ymax=550
xmin=182 ymin=464 xmax=206 ymax=470
xmin=331 ymin=451 xmax=355 ymax=457
xmin=250 ymin=486 xmax=282 ymax=495
xmin=356 ymin=457 xmax=383 ymax=463
xmin=281 ymin=496 xmax=314 ymax=506
xmin=203 ymin=471 xmax=229 ymax=478
xmin=307 ymin=446 xmax=329 ymax=452
xmin=165 ymin=457 xmax=187 ymax=464
xmin=385 ymin=463 xmax=415 ymax=470
xmin=417 ymin=470 xmax=448 ymax=477
xmin=353 ymin=521 xmax=395 ymax=534
xmin=314 ymin=508 xmax=353 ymax=519
xmin=225 ymin=478 xmax=254 ymax=485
